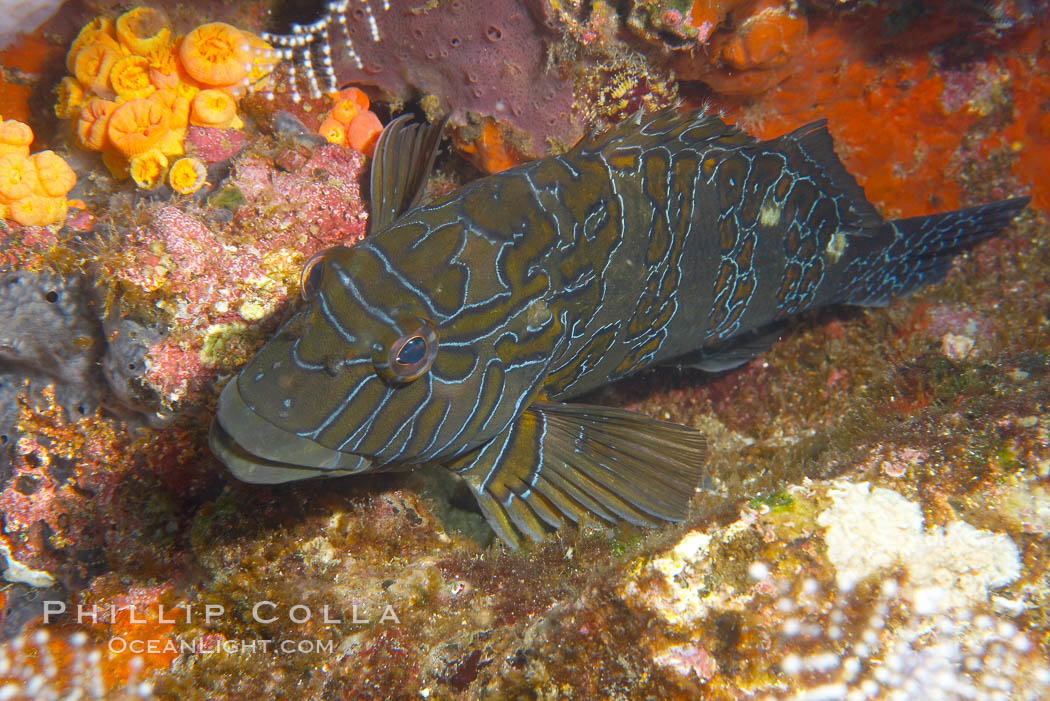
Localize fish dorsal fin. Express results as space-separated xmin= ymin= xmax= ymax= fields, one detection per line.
xmin=446 ymin=401 xmax=706 ymax=549
xmin=368 ymin=114 xmax=447 ymax=234
xmin=573 ymin=107 xmax=755 ymax=158
xmin=777 ymin=120 xmax=884 ymax=231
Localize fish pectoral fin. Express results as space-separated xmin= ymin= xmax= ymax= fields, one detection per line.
xmin=368 ymin=114 xmax=447 ymax=233
xmin=672 ymin=322 xmax=788 ymax=372
xmin=445 ymin=401 xmax=706 ymax=549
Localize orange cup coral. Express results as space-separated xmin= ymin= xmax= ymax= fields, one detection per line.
xmin=111 ymin=55 xmax=157 ymax=101
xmin=72 ymin=33 xmax=124 ymax=99
xmin=130 ymin=149 xmax=168 ymax=189
xmin=0 ymin=118 xmax=34 ymax=158
xmin=8 ymin=195 xmax=68 ymax=228
xmin=168 ymin=156 xmax=207 ymax=194
xmin=0 ymin=119 xmax=77 ymax=228
xmin=0 ymin=153 xmax=39 ymax=201
xmin=116 ymin=7 xmax=173 ymax=57
xmin=54 ymin=77 xmax=87 ymax=120
xmin=66 ymin=17 xmax=116 ymax=73
xmin=179 ymin=23 xmax=251 ymax=88
xmin=75 ymin=97 xmax=117 ymax=151
xmin=346 ymin=110 xmax=383 ymax=157
xmin=107 ymin=99 xmax=172 ymax=157
xmin=319 ymin=117 xmax=348 ymax=146
xmin=32 ymin=151 xmax=77 ymax=197
xmin=189 ymin=89 xmax=243 ymax=129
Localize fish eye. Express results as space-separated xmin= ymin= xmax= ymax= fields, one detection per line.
xmin=300 ymin=252 xmax=326 ymax=301
xmin=374 ymin=317 xmax=439 ymax=384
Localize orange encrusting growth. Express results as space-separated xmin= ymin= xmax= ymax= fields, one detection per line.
xmin=710 ymin=17 xmax=1050 ymax=215
xmin=680 ymin=0 xmax=808 ymax=96
xmin=455 ymin=119 xmax=525 ymax=174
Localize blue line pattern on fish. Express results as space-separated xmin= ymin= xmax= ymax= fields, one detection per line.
xmin=210 ymin=109 xmax=1028 ymax=548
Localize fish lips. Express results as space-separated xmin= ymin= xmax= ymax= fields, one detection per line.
xmin=210 ymin=378 xmax=373 ymax=484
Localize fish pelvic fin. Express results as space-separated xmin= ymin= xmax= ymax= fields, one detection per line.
xmin=838 ymin=197 xmax=1030 ymax=307
xmin=445 ymin=401 xmax=706 ymax=549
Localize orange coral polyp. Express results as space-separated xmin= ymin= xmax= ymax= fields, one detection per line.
xmin=9 ymin=195 xmax=67 ymax=227
xmin=130 ymin=150 xmax=168 ymax=189
xmin=32 ymin=151 xmax=77 ymax=197
xmin=332 ymin=86 xmax=370 ymax=111
xmin=107 ymin=99 xmax=171 ymax=157
xmin=146 ymin=45 xmax=181 ymax=89
xmin=111 ymin=55 xmax=156 ymax=100
xmin=54 ymin=77 xmax=87 ymax=120
xmin=116 ymin=7 xmax=172 ymax=57
xmin=319 ymin=117 xmax=347 ymax=145
xmin=190 ymin=89 xmax=240 ymax=128
xmin=72 ymin=34 xmax=124 ymax=98
xmin=168 ymin=156 xmax=207 ymax=194
xmin=66 ymin=17 xmax=116 ymax=73
xmin=330 ymin=98 xmax=363 ymax=126
xmin=75 ymin=97 xmax=117 ymax=151
xmin=0 ymin=119 xmax=34 ymax=158
xmin=346 ymin=110 xmax=383 ymax=157
xmin=0 ymin=154 xmax=39 ymax=201
xmin=180 ymin=23 xmax=251 ymax=87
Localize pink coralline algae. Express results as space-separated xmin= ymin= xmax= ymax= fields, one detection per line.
xmin=103 ymin=140 xmax=367 ymax=409
xmin=264 ymin=0 xmax=577 ymax=156
xmin=231 ymin=142 xmax=369 ymax=246
xmin=185 ymin=125 xmax=248 ymax=164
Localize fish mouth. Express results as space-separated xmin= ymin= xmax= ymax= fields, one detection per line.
xmin=210 ymin=378 xmax=372 ymax=484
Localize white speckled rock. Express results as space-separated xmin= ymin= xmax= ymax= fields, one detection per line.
xmin=818 ymin=481 xmax=1021 ymax=610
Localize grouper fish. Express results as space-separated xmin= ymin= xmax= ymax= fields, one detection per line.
xmin=210 ymin=109 xmax=1028 ymax=548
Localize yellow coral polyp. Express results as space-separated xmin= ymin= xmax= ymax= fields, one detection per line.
xmin=54 ymin=77 xmax=87 ymax=120
xmin=190 ymin=89 xmax=242 ymax=129
xmin=107 ymin=99 xmax=171 ymax=157
xmin=319 ymin=117 xmax=347 ymax=145
xmin=330 ymin=98 xmax=363 ymax=127
xmin=75 ymin=97 xmax=117 ymax=151
xmin=0 ymin=119 xmax=34 ymax=158
xmin=146 ymin=45 xmax=181 ymax=89
xmin=179 ymin=23 xmax=251 ymax=88
xmin=116 ymin=7 xmax=172 ymax=57
xmin=168 ymin=156 xmax=207 ymax=194
xmin=8 ymin=195 xmax=68 ymax=227
xmin=129 ymin=149 xmax=168 ymax=189
xmin=72 ymin=34 xmax=124 ymax=98
xmin=32 ymin=151 xmax=77 ymax=197
xmin=0 ymin=153 xmax=39 ymax=201
xmin=110 ymin=55 xmax=156 ymax=100
xmin=66 ymin=17 xmax=116 ymax=73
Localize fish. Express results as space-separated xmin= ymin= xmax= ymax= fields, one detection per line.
xmin=210 ymin=108 xmax=1029 ymax=548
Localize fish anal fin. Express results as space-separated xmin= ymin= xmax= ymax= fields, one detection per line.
xmin=368 ymin=114 xmax=447 ymax=233
xmin=446 ymin=401 xmax=706 ymax=549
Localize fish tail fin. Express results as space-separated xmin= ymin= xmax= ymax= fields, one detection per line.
xmin=838 ymin=197 xmax=1029 ymax=307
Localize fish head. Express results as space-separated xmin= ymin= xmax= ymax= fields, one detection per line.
xmin=211 ymin=235 xmax=550 ymax=484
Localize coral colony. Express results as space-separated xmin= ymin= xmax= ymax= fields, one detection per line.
xmin=0 ymin=0 xmax=1047 ymax=698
